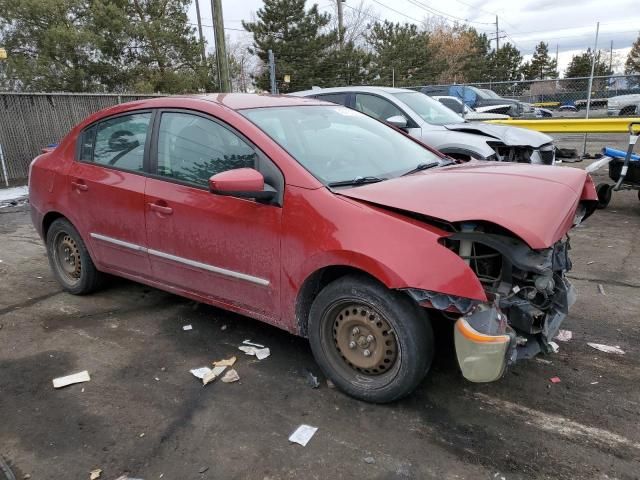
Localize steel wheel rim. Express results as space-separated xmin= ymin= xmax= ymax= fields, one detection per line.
xmin=328 ymin=302 xmax=398 ymax=376
xmin=53 ymin=232 xmax=82 ymax=284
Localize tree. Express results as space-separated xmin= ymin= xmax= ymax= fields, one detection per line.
xmin=625 ymin=33 xmax=640 ymax=75
xmin=487 ymin=43 xmax=523 ymax=82
xmin=522 ymin=42 xmax=558 ymax=80
xmin=366 ymin=21 xmax=434 ymax=86
xmin=426 ymin=23 xmax=491 ymax=84
xmin=565 ymin=49 xmax=610 ymax=78
xmin=0 ymin=0 xmax=207 ymax=92
xmin=0 ymin=0 xmax=103 ymax=91
xmin=243 ymin=0 xmax=337 ymax=92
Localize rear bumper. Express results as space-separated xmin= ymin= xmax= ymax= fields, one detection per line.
xmin=30 ymin=204 xmax=44 ymax=239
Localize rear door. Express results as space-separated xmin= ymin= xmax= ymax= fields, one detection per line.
xmin=68 ymin=111 xmax=153 ymax=278
xmin=144 ymin=110 xmax=283 ymax=319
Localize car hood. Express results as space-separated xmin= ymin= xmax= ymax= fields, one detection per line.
xmin=336 ymin=162 xmax=597 ymax=249
xmin=444 ymin=122 xmax=552 ymax=148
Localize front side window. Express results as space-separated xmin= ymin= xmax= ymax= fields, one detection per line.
xmin=393 ymin=92 xmax=463 ymax=125
xmin=354 ymin=94 xmax=405 ymax=122
xmin=241 ymin=105 xmax=444 ymax=185
xmin=315 ymin=93 xmax=349 ymax=106
xmin=156 ymin=112 xmax=257 ymax=188
xmin=85 ymin=113 xmax=151 ymax=172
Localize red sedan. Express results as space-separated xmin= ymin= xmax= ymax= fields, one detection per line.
xmin=29 ymin=94 xmax=598 ymax=402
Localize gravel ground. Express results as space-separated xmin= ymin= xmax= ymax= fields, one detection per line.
xmin=0 ymin=154 xmax=639 ymax=480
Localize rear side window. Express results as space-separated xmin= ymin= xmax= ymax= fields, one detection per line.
xmin=315 ymin=93 xmax=349 ymax=106
xmin=354 ymin=94 xmax=404 ymax=122
xmin=79 ymin=112 xmax=151 ymax=172
xmin=156 ymin=112 xmax=257 ymax=188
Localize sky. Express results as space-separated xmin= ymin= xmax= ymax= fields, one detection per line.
xmin=188 ymin=0 xmax=640 ymax=75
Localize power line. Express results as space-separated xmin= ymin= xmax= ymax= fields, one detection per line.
xmin=367 ymin=0 xmax=423 ymax=23
xmin=405 ymin=0 xmax=495 ymax=26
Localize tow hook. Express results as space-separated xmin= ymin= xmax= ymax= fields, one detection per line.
xmin=454 ymin=303 xmax=517 ymax=382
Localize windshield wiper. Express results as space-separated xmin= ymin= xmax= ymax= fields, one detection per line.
xmin=328 ymin=176 xmax=385 ymax=188
xmin=401 ymin=161 xmax=441 ymax=176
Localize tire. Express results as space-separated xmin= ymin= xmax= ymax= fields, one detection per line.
xmin=308 ymin=275 xmax=433 ymax=403
xmin=596 ymin=183 xmax=612 ymax=209
xmin=46 ymin=218 xmax=103 ymax=295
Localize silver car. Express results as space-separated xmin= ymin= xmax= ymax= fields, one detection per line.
xmin=291 ymin=86 xmax=556 ymax=164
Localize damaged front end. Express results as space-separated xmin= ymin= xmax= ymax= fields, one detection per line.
xmin=406 ymin=225 xmax=577 ymax=382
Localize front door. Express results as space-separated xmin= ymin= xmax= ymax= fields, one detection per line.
xmin=68 ymin=111 xmax=153 ymax=278
xmin=144 ymin=111 xmax=282 ymax=320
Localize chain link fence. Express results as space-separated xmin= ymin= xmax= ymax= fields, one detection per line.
xmin=0 ymin=93 xmax=159 ymax=185
xmin=412 ymin=75 xmax=640 ymax=112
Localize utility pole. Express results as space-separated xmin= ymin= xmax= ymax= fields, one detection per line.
xmin=555 ymin=44 xmax=559 ymax=68
xmin=211 ymin=0 xmax=231 ymax=92
xmin=268 ymin=49 xmax=277 ymax=94
xmin=194 ymin=0 xmax=206 ymax=65
xmin=609 ymin=40 xmax=614 ymax=74
xmin=337 ymin=0 xmax=344 ymax=46
xmin=495 ymin=15 xmax=499 ymax=51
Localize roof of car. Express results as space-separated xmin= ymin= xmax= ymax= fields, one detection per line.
xmin=196 ymin=93 xmax=332 ymax=109
xmin=290 ymin=86 xmax=417 ymax=96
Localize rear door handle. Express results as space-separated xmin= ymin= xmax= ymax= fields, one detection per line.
xmin=149 ymin=202 xmax=173 ymax=215
xmin=71 ymin=180 xmax=88 ymax=192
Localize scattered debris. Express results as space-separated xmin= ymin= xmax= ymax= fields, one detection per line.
xmin=154 ymin=377 xmax=160 ymax=382
xmin=364 ymin=457 xmax=375 ymax=464
xmin=597 ymin=284 xmax=606 ymax=295
xmin=182 ymin=324 xmax=193 ymax=331
xmin=114 ymin=476 xmax=144 ymax=480
xmin=190 ymin=367 xmax=212 ymax=380
xmin=0 ymin=456 xmax=17 ymax=480
xmin=289 ymin=424 xmax=318 ymax=447
xmin=220 ymin=324 xmax=227 ymax=331
xmin=212 ymin=356 xmax=237 ymax=367
xmin=89 ymin=468 xmax=102 ymax=480
xmin=221 ymin=369 xmax=240 ymax=383
xmin=304 ymin=369 xmax=320 ymax=389
xmin=242 ymin=339 xmax=265 ymax=348
xmin=139 ymin=433 xmax=145 ymax=438
xmin=548 ymin=341 xmax=560 ymax=353
xmin=590 ymin=381 xmax=599 ymax=385
xmin=555 ymin=330 xmax=572 ymax=342
xmin=238 ymin=345 xmax=270 ymax=360
xmin=536 ymin=357 xmax=553 ymax=365
xmin=587 ymin=343 xmax=625 ymax=355
xmin=202 ymin=366 xmax=227 ymax=386
xmin=53 ymin=370 xmax=91 ymax=389
xmin=587 ymin=261 xmax=595 ymax=265
xmin=549 ymin=376 xmax=561 ymax=384
xmin=326 ymin=379 xmax=335 ymax=389
xmin=198 ymin=466 xmax=209 ymax=474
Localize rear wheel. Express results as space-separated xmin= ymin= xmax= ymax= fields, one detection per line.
xmin=596 ymin=183 xmax=612 ymax=209
xmin=308 ymin=275 xmax=433 ymax=403
xmin=46 ymin=218 xmax=103 ymax=294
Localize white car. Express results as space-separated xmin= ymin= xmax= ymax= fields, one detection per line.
xmin=291 ymin=86 xmax=556 ymax=164
xmin=432 ymin=95 xmax=511 ymax=121
xmin=607 ymin=94 xmax=640 ymax=116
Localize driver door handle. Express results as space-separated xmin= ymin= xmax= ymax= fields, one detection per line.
xmin=149 ymin=202 xmax=173 ymax=215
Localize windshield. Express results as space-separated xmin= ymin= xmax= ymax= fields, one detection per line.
xmin=392 ymin=92 xmax=463 ymax=125
xmin=241 ymin=105 xmax=444 ymax=185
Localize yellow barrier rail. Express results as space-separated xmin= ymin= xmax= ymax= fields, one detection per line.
xmin=531 ymin=101 xmax=561 ymax=108
xmin=486 ymin=117 xmax=640 ymax=133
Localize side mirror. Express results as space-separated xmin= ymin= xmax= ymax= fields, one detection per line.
xmin=209 ymin=168 xmax=276 ymax=202
xmin=385 ymin=115 xmax=408 ymax=129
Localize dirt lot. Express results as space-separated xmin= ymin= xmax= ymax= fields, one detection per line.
xmin=1 ymin=155 xmax=639 ymax=480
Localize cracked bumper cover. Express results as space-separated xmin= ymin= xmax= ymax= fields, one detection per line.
xmin=453 ymin=277 xmax=575 ymax=382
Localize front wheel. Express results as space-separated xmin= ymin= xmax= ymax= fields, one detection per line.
xmin=308 ymin=275 xmax=433 ymax=403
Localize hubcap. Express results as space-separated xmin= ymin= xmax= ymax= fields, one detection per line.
xmin=332 ymin=304 xmax=397 ymax=375
xmin=55 ymin=234 xmax=81 ymax=281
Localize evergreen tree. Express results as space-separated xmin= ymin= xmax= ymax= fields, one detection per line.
xmin=365 ymin=21 xmax=434 ymax=86
xmin=522 ymin=42 xmax=558 ymax=80
xmin=625 ymin=33 xmax=640 ymax=74
xmin=462 ymin=29 xmax=491 ymax=83
xmin=565 ymin=49 xmax=610 ymax=78
xmin=242 ymin=0 xmax=337 ymax=92
xmin=487 ymin=43 xmax=523 ymax=82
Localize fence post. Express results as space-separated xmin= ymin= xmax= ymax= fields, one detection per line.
xmin=583 ymin=22 xmax=600 ymax=157
xmin=0 ymin=143 xmax=9 ymax=187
